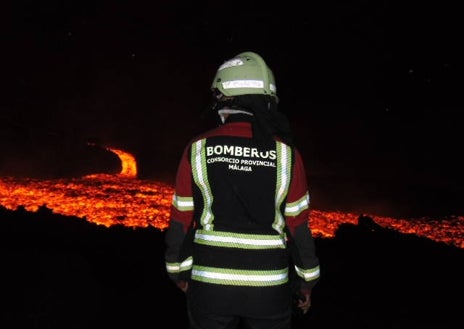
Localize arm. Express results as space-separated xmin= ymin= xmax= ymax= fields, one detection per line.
xmin=164 ymin=145 xmax=195 ymax=290
xmin=284 ymin=149 xmax=320 ymax=311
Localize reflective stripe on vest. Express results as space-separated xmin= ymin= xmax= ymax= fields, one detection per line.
xmin=194 ymin=229 xmax=286 ymax=249
xmin=190 ymin=139 xmax=292 ymax=287
xmin=191 ymin=265 xmax=289 ymax=287
xmin=191 ymin=139 xmax=292 ymax=234
xmin=191 ymin=139 xmax=215 ymax=230
xmin=273 ymin=141 xmax=292 ymax=234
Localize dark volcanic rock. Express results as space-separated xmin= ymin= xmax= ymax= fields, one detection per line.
xmin=1 ymin=206 xmax=462 ymax=329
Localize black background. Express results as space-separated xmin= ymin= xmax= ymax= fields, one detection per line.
xmin=1 ymin=1 xmax=463 ymax=218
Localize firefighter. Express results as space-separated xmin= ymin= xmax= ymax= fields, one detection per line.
xmin=164 ymin=51 xmax=320 ymax=329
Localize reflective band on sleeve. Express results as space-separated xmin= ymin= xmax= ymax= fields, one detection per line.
xmin=284 ymin=192 xmax=310 ymax=216
xmin=294 ymin=264 xmax=320 ymax=282
xmin=165 ymin=256 xmax=193 ymax=275
xmin=172 ymin=194 xmax=194 ymax=211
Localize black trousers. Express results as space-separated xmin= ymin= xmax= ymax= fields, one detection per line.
xmin=187 ymin=303 xmax=292 ymax=329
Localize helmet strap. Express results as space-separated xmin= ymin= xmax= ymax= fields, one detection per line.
xmin=218 ymin=109 xmax=253 ymax=124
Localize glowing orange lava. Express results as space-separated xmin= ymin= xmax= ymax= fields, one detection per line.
xmin=1 ymin=147 xmax=463 ymax=249
xmin=107 ymin=147 xmax=137 ymax=178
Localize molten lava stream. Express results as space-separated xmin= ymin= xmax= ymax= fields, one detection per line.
xmin=0 ymin=146 xmax=463 ymax=249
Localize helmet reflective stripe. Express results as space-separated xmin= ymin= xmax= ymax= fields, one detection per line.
xmin=172 ymin=194 xmax=194 ymax=211
xmin=218 ymin=58 xmax=244 ymax=70
xmin=191 ymin=139 xmax=214 ymax=230
xmin=294 ymin=264 xmax=320 ymax=282
xmin=284 ymin=192 xmax=310 ymax=216
xmin=269 ymin=82 xmax=276 ymax=93
xmin=192 ymin=265 xmax=288 ymax=287
xmin=212 ymin=51 xmax=277 ymax=98
xmin=194 ymin=229 xmax=286 ymax=249
xmin=273 ymin=141 xmax=292 ymax=234
xmin=222 ymin=79 xmax=264 ymax=90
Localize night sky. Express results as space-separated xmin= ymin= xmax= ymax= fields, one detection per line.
xmin=1 ymin=1 xmax=463 ymax=218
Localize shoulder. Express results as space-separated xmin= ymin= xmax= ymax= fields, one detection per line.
xmin=183 ymin=126 xmax=222 ymax=149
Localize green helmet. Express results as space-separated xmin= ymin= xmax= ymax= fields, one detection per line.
xmin=211 ymin=51 xmax=277 ymax=99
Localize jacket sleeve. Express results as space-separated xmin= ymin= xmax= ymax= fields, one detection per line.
xmin=164 ymin=145 xmax=195 ymax=283
xmin=284 ymin=148 xmax=320 ymax=292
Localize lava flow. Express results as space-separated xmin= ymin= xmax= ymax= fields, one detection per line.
xmin=1 ymin=147 xmax=463 ymax=249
